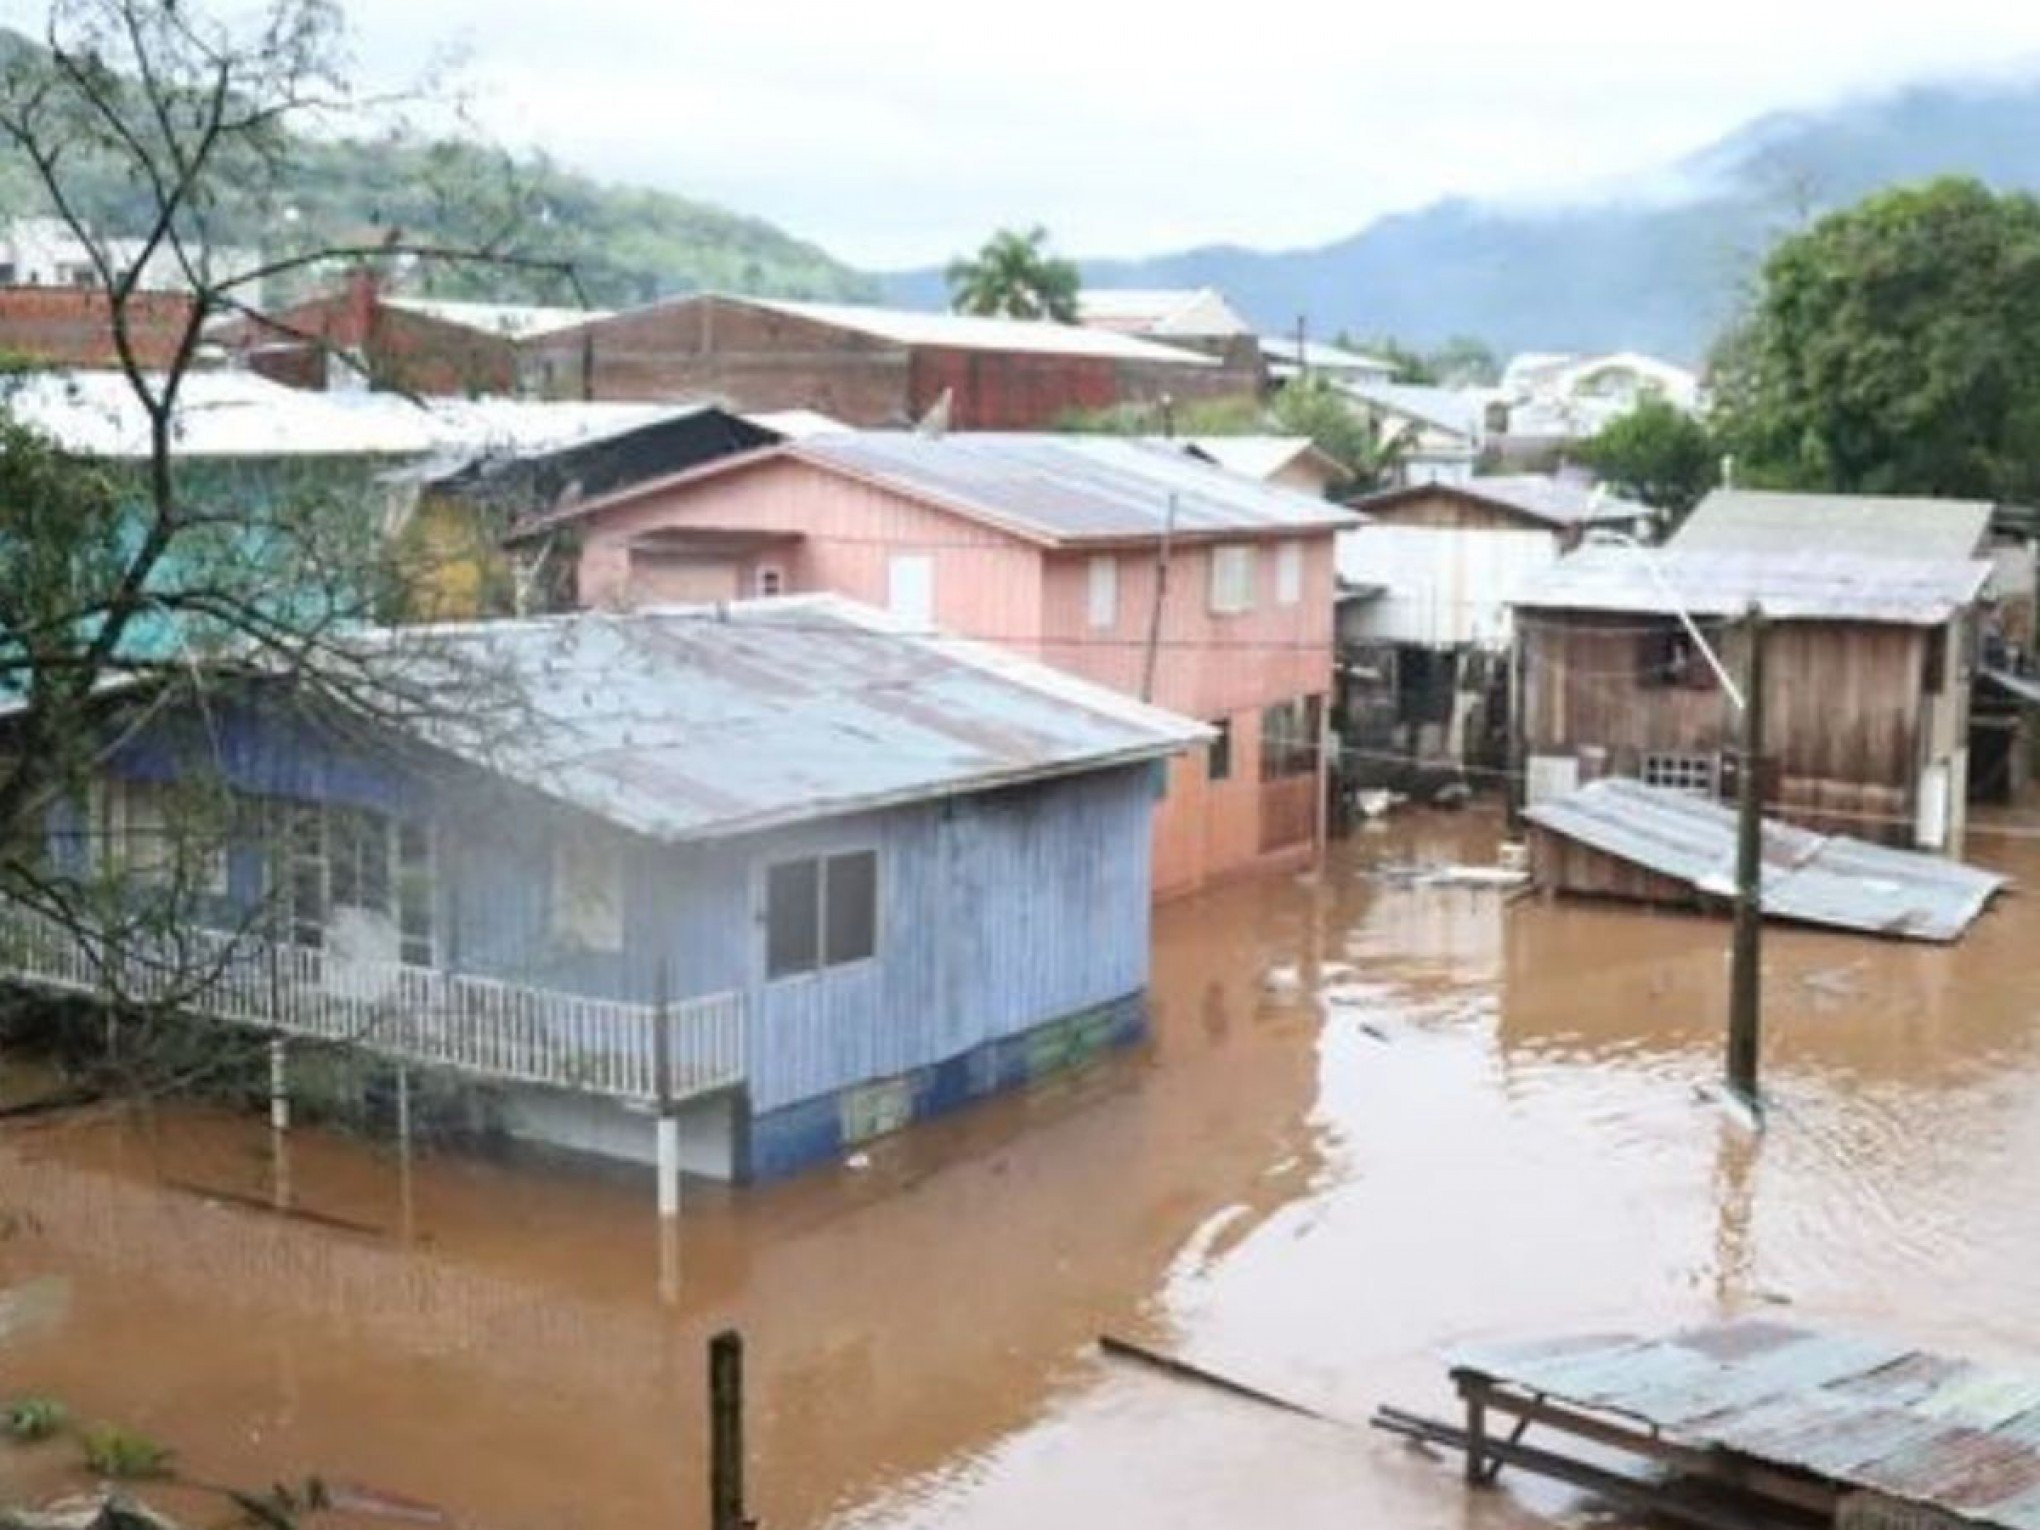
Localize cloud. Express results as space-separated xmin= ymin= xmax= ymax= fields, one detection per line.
xmin=24 ymin=0 xmax=2040 ymax=268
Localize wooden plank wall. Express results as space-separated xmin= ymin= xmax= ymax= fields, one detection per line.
xmin=1521 ymin=612 xmax=1930 ymax=843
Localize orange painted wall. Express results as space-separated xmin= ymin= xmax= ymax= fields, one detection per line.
xmin=563 ymin=459 xmax=1335 ymax=897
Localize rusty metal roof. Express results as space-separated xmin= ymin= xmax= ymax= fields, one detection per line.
xmin=1524 ymin=778 xmax=2006 ymax=941
xmin=1512 ymin=544 xmax=1992 ymax=626
xmin=379 ymin=595 xmax=1207 ymax=844
xmin=793 ymin=433 xmax=1361 ymax=544
xmin=1452 ymin=1322 xmax=2040 ymax=1529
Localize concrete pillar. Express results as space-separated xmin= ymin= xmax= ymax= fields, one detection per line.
xmin=268 ymin=1037 xmax=290 ymax=1133
xmin=657 ymin=1113 xmax=682 ymax=1219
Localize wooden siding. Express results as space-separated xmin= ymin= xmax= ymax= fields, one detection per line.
xmin=565 ymin=462 xmax=1337 ymax=896
xmin=1520 ymin=612 xmax=1949 ymax=845
xmin=574 ymin=457 xmax=1046 ymax=646
xmin=104 ymin=698 xmax=1155 ymax=1117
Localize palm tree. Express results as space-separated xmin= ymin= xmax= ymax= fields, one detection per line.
xmin=945 ymin=226 xmax=1081 ymax=322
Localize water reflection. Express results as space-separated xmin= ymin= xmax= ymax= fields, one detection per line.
xmin=2 ymin=804 xmax=2038 ymax=1530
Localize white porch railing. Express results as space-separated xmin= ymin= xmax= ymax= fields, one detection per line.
xmin=0 ymin=900 xmax=745 ymax=1103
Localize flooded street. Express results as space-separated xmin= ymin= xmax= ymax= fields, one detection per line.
xmin=4 ymin=804 xmax=2040 ymax=1529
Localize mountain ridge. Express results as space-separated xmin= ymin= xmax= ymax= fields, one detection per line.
xmin=880 ymin=74 xmax=2040 ymax=361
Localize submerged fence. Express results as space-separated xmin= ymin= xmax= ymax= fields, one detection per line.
xmin=0 ymin=899 xmax=745 ymax=1102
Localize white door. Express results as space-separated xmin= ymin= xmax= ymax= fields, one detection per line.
xmin=888 ymin=554 xmax=935 ymax=629
xmin=1916 ymin=760 xmax=1951 ymax=850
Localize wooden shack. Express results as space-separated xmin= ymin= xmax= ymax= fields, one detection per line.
xmin=1513 ymin=545 xmax=1991 ymax=855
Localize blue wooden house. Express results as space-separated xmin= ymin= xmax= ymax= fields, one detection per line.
xmin=2 ymin=596 xmax=1204 ymax=1181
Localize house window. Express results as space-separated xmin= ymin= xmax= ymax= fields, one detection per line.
xmin=1208 ymin=718 xmax=1233 ymax=782
xmin=108 ymin=779 xmax=227 ymax=893
xmin=276 ymin=802 xmax=436 ymax=962
xmin=887 ymin=554 xmax=934 ymax=628
xmin=1261 ymin=696 xmax=1321 ymax=779
xmin=1641 ymin=753 xmax=1717 ymax=796
xmin=553 ymin=832 xmax=624 ymax=952
xmin=1276 ymin=541 xmax=1303 ymax=606
xmin=1638 ymin=621 xmax=1717 ymax=689
xmin=756 ymin=565 xmax=785 ymax=598
xmin=765 ymin=849 xmax=878 ymax=980
xmin=1087 ymin=554 xmax=1118 ymax=629
xmin=1209 ymin=544 xmax=1258 ymax=615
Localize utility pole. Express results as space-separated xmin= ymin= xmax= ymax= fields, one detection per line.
xmin=1140 ymin=492 xmax=1178 ymax=704
xmin=1727 ymin=601 xmax=1766 ymax=1104
xmin=709 ymin=1330 xmax=750 ymax=1530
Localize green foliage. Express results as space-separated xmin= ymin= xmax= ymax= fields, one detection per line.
xmin=1712 ymin=176 xmax=2040 ymax=501
xmin=4 ymin=1395 xmax=70 ymax=1441
xmin=1425 ymin=335 xmax=1500 ymax=387
xmin=946 ymin=227 xmax=1080 ymax=322
xmin=1582 ymin=398 xmax=1720 ymax=523
xmin=0 ymin=28 xmax=871 ymax=310
xmin=1335 ymin=334 xmax=1434 ymax=383
xmin=80 ymin=1422 xmax=173 ymax=1479
xmin=1059 ymin=377 xmax=1410 ymax=497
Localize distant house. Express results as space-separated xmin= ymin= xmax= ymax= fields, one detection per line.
xmin=1178 ymin=435 xmax=1347 ymax=498
xmin=1076 ymin=287 xmax=1256 ymax=364
xmin=1512 ymin=544 xmax=1991 ymax=853
xmin=1335 ymin=476 xmax=1654 ymax=779
xmin=513 ymin=294 xmax=1257 ymax=428
xmin=0 ymin=288 xmax=196 ymax=370
xmin=0 ymin=216 xmax=259 ymax=294
xmin=1338 ymin=380 xmax=1484 ymax=485
xmin=502 ymin=431 xmax=1358 ymax=898
xmin=1494 ymin=350 xmax=1703 ymax=454
xmin=224 ymin=272 xmax=606 ymax=396
xmin=1672 ymin=487 xmax=2040 ymax=800
xmin=0 ymin=598 xmax=1204 ymax=1181
xmin=1260 ymin=335 xmax=1398 ymax=388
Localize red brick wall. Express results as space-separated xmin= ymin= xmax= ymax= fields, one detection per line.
xmin=234 ymin=290 xmax=517 ymax=395
xmin=521 ymin=297 xmax=916 ymax=422
xmin=0 ymin=288 xmax=195 ymax=369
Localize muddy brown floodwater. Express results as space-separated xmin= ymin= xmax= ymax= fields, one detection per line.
xmin=4 ymin=804 xmax=2040 ymax=1530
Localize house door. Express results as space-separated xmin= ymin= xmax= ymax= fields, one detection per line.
xmin=888 ymin=554 xmax=934 ymax=629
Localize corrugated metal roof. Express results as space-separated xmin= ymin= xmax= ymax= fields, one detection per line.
xmin=1524 ymin=778 xmax=2005 ymax=941
xmin=790 ymin=432 xmax=1362 ymax=544
xmin=1677 ymin=489 xmax=1997 ymax=561
xmin=1179 ymin=435 xmax=1340 ymax=482
xmin=1076 ymin=288 xmax=1252 ymax=337
xmin=1357 ymin=474 xmax=1652 ymax=529
xmin=381 ymin=298 xmax=614 ymax=339
xmin=1338 ymin=380 xmax=1485 ymax=441
xmin=740 ymin=298 xmax=1220 ymax=364
xmin=376 ymin=595 xmax=1207 ymax=844
xmin=1453 ymin=1322 xmax=2040 ymax=1529
xmin=1512 ymin=543 xmax=1992 ymax=625
xmin=1258 ymin=335 xmax=1397 ymax=376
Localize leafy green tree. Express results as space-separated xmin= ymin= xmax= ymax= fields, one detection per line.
xmin=1712 ymin=176 xmax=2040 ymax=501
xmin=1581 ymin=398 xmax=1720 ymax=524
xmin=1057 ymin=377 xmax=1410 ymax=498
xmin=946 ymin=226 xmax=1081 ymax=322
xmin=1336 ymin=334 xmax=1435 ymax=384
xmin=1426 ymin=335 xmax=1499 ymax=387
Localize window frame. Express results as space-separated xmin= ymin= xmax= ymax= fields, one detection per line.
xmin=1275 ymin=540 xmax=1303 ymax=606
xmin=762 ymin=847 xmax=881 ymax=983
xmin=1208 ymin=543 xmax=1259 ymax=616
xmin=551 ymin=829 xmax=626 ymax=954
xmin=1640 ymin=752 xmax=1719 ymax=797
xmin=1207 ymin=718 xmax=1233 ymax=783
xmin=1260 ymin=695 xmax=1322 ymax=780
xmin=1087 ymin=553 xmax=1119 ymax=629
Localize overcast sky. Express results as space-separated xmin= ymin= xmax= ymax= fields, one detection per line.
xmin=24 ymin=1 xmax=2040 ymax=268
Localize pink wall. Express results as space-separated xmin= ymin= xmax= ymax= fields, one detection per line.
xmin=564 ymin=455 xmax=1335 ymax=898
xmin=575 ymin=458 xmax=1046 ymax=648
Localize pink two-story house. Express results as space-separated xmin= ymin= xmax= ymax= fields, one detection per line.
xmin=505 ymin=433 xmax=1358 ymax=899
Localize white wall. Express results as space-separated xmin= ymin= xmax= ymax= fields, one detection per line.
xmin=1338 ymin=523 xmax=1557 ymax=647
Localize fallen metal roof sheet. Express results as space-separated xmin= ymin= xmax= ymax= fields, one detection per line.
xmin=1524 ymin=777 xmax=2006 ymax=941
xmin=1512 ymin=543 xmax=1992 ymax=625
xmin=1453 ymin=1322 xmax=2040 ymax=1529
xmin=370 ymin=594 xmax=1208 ymax=844
xmin=790 ymin=432 xmax=1361 ymax=543
xmin=1677 ymin=489 xmax=1997 ymax=561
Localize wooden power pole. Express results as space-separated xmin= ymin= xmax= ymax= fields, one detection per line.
xmin=709 ymin=1330 xmax=750 ymax=1530
xmin=1727 ymin=601 xmax=1766 ymax=1103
